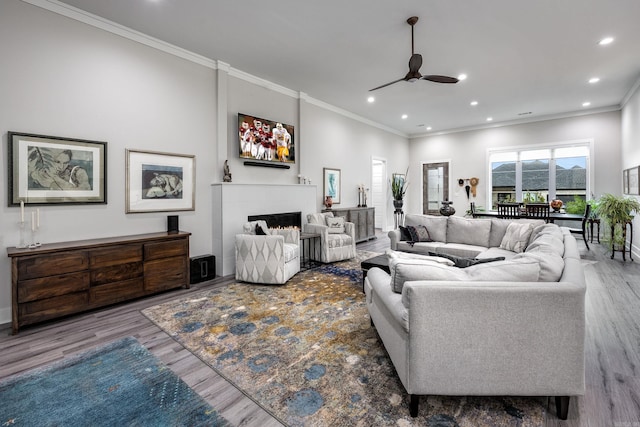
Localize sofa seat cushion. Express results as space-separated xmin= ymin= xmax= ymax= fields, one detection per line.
xmin=326 ymin=233 xmax=353 ymax=248
xmin=475 ymin=247 xmax=519 ymax=260
xmin=447 ymin=216 xmax=492 ymax=247
xmin=405 ymin=214 xmax=448 ymax=242
xmin=283 ymin=243 xmax=299 ymax=263
xmin=436 ymin=243 xmax=487 ymax=258
xmin=396 ymin=241 xmax=444 ymax=254
xmin=514 ymin=246 xmax=565 ymax=282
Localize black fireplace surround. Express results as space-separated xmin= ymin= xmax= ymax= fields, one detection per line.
xmin=248 ymin=211 xmax=302 ymax=229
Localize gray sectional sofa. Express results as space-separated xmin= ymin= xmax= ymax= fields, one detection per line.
xmin=365 ymin=214 xmax=586 ymax=419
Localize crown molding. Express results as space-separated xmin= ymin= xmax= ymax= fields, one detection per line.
xmin=21 ymin=0 xmax=218 ymax=69
xmin=409 ymin=105 xmax=622 ymax=139
xmin=621 ymin=73 xmax=640 ymax=108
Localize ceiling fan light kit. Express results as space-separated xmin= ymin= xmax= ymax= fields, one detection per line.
xmin=370 ymin=16 xmax=459 ymax=92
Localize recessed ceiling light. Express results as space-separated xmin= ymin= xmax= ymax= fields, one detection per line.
xmin=401 ymin=114 xmax=408 ymax=120
xmin=426 ymin=126 xmax=432 ymax=131
xmin=470 ymin=100 xmax=478 ymax=106
xmin=598 ymin=36 xmax=614 ymax=45
xmin=486 ymin=117 xmax=493 ymax=122
xmin=367 ymin=96 xmax=375 ymax=103
xmin=588 ymin=77 xmax=600 ymax=84
xmin=458 ymin=74 xmax=467 ymax=81
xmin=582 ymin=101 xmax=591 ymax=107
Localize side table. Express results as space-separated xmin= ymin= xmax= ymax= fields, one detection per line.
xmin=300 ymin=232 xmax=321 ymax=271
xmin=588 ymin=218 xmax=600 ymax=243
xmin=394 ymin=209 xmax=405 ymax=229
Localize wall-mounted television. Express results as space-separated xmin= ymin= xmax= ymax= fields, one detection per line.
xmin=238 ymin=113 xmax=295 ymax=165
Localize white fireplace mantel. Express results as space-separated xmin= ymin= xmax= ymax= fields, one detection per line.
xmin=211 ymin=183 xmax=318 ymax=276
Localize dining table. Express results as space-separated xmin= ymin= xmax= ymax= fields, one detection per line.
xmin=472 ymin=210 xmax=584 ymax=223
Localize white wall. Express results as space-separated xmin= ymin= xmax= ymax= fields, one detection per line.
xmin=0 ymin=0 xmax=217 ymax=323
xmin=408 ymin=111 xmax=622 ymax=216
xmin=621 ymin=81 xmax=640 ymax=258
xmin=300 ymin=101 xmax=409 ymax=230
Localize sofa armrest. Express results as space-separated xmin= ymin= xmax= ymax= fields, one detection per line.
xmin=388 ymin=229 xmax=400 ymax=250
xmin=344 ymin=222 xmax=356 ymax=240
xmin=401 ymin=279 xmax=585 ymax=396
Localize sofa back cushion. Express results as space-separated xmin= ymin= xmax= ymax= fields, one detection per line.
xmin=464 ymin=257 xmax=540 ymax=281
xmin=390 ymin=258 xmax=467 ymax=293
xmin=405 ymin=214 xmax=448 ymax=242
xmin=446 ymin=216 xmax=492 ymax=247
xmin=489 ymin=218 xmax=545 ymax=248
xmin=499 ymin=222 xmax=534 ymax=253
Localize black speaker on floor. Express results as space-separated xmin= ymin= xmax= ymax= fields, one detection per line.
xmin=167 ymin=215 xmax=179 ymax=233
xmin=190 ymin=255 xmax=215 ymax=284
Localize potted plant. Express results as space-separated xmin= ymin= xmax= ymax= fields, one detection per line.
xmin=391 ymin=169 xmax=409 ymax=209
xmin=595 ymin=193 xmax=640 ymax=250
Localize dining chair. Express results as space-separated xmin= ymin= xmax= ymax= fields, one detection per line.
xmin=525 ymin=203 xmax=550 ymax=223
xmin=568 ymin=203 xmax=591 ymax=250
xmin=497 ymin=203 xmax=521 ymax=219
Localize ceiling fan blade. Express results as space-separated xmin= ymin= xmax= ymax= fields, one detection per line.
xmin=408 ymin=53 xmax=423 ymax=73
xmin=369 ymin=78 xmax=405 ymax=92
xmin=423 ymin=75 xmax=459 ymax=84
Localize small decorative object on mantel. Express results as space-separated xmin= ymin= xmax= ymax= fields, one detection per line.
xmin=223 ymin=160 xmax=232 ymax=182
xmin=324 ymin=196 xmax=333 ymax=209
xmin=550 ymin=199 xmax=563 ymax=212
xmin=440 ymin=201 xmax=456 ymax=216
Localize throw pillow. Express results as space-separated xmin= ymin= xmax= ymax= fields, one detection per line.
xmin=406 ymin=225 xmax=432 ymax=242
xmin=499 ymin=222 xmax=534 ymax=253
xmin=428 ymin=251 xmax=505 ymax=268
xmin=326 ymin=216 xmax=345 ymax=234
xmin=399 ymin=225 xmax=412 ymax=241
xmin=255 ymin=224 xmax=268 ymax=235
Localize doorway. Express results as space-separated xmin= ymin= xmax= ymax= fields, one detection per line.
xmin=423 ymin=161 xmax=450 ymax=215
xmin=371 ymin=158 xmax=387 ymax=231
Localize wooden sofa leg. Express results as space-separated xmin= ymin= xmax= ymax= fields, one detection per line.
xmin=555 ymin=396 xmax=570 ymax=420
xmin=409 ymin=394 xmax=419 ymax=417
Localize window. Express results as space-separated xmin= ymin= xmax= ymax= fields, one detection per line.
xmin=489 ymin=144 xmax=589 ymax=209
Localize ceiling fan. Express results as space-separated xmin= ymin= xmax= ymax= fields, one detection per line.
xmin=369 ymin=16 xmax=459 ymax=92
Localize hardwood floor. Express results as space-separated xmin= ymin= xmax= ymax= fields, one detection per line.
xmin=1 ymin=229 xmax=638 ymax=426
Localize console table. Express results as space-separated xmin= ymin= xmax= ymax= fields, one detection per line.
xmin=7 ymin=231 xmax=190 ymax=334
xmin=323 ymin=206 xmax=375 ymax=242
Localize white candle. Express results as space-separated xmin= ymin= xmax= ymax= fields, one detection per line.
xmin=31 ymin=211 xmax=35 ymax=232
xmin=37 ymin=208 xmax=40 ymax=228
xmin=20 ymin=201 xmax=24 ymax=223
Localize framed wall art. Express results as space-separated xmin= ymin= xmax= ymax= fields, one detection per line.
xmin=323 ymin=167 xmax=341 ymax=204
xmin=126 ymin=149 xmax=195 ymax=213
xmin=623 ymin=169 xmax=630 ymax=194
xmin=627 ymin=166 xmax=639 ymax=196
xmin=8 ymin=131 xmax=107 ymax=206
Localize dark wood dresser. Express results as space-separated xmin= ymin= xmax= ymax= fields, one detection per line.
xmin=7 ymin=231 xmax=190 ymax=334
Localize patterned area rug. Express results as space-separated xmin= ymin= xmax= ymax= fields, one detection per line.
xmin=142 ymin=251 xmax=545 ymax=426
xmin=0 ymin=337 xmax=230 ymax=427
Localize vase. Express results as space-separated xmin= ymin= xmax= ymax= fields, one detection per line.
xmin=550 ymin=199 xmax=563 ymax=212
xmin=440 ymin=201 xmax=456 ymax=216
xmin=324 ymin=196 xmax=333 ymax=209
xmin=393 ymin=199 xmax=404 ymax=210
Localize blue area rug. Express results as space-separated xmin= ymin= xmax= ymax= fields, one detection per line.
xmin=0 ymin=337 xmax=231 ymax=427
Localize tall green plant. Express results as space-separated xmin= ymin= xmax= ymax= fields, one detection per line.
xmin=391 ymin=169 xmax=409 ymax=201
xmin=595 ymin=194 xmax=640 ymax=249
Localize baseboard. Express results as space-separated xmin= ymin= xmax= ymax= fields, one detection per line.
xmin=0 ymin=307 xmax=12 ymax=327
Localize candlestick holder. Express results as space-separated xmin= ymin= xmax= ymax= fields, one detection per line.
xmin=29 ymin=226 xmax=41 ymax=249
xmin=17 ymin=221 xmax=28 ymax=249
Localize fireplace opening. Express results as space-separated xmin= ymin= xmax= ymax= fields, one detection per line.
xmin=248 ymin=211 xmax=302 ymax=229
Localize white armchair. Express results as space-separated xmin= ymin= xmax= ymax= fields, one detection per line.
xmin=303 ymin=212 xmax=356 ymax=263
xmin=235 ymin=220 xmax=300 ymax=284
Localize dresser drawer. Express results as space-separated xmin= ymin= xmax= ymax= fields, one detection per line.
xmin=18 ymin=251 xmax=88 ymax=280
xmin=91 ymin=262 xmax=143 ymax=286
xmin=18 ymin=272 xmax=90 ymax=303
xmin=89 ymin=244 xmax=143 ymax=268
xmin=144 ymin=257 xmax=187 ymax=291
xmin=144 ymin=239 xmax=188 ymax=261
xmin=90 ymin=278 xmax=145 ymax=306
xmin=19 ymin=292 xmax=89 ymax=326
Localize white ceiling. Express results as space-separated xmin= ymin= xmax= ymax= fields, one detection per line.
xmin=55 ymin=0 xmax=640 ymax=136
